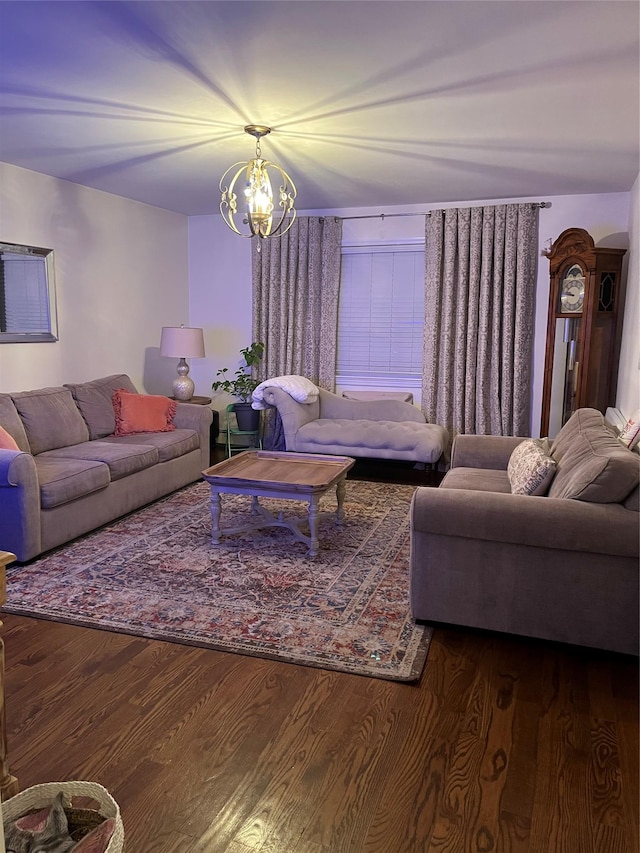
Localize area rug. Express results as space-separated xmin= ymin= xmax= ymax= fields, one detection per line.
xmin=2 ymin=480 xmax=432 ymax=681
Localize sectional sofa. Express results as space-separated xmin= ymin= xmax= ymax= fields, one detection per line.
xmin=0 ymin=374 xmax=212 ymax=562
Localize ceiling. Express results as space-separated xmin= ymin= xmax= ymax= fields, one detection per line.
xmin=0 ymin=1 xmax=638 ymax=216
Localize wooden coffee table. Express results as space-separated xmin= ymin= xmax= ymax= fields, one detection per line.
xmin=201 ymin=450 xmax=355 ymax=556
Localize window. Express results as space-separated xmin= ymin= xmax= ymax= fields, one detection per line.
xmin=0 ymin=242 xmax=58 ymax=343
xmin=336 ymin=242 xmax=424 ymax=388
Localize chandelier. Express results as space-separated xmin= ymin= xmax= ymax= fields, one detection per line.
xmin=219 ymin=125 xmax=297 ymax=240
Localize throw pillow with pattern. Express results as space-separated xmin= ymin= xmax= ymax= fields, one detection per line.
xmin=507 ymin=438 xmax=557 ymax=496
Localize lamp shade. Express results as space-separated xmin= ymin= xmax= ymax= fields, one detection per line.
xmin=160 ymin=326 xmax=205 ymax=359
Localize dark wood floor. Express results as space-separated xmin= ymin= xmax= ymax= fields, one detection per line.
xmin=2 ymin=458 xmax=638 ymax=852
xmin=2 ymin=617 xmax=637 ymax=852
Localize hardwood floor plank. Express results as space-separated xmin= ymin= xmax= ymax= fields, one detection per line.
xmin=617 ymin=713 xmax=640 ymax=853
xmin=497 ymin=810 xmax=531 ymax=853
xmin=530 ymin=652 xmax=597 ymax=853
xmin=428 ymin=641 xmax=495 ymax=851
xmin=469 ymin=647 xmax=520 ymax=851
xmin=589 ymin=718 xmax=625 ymax=829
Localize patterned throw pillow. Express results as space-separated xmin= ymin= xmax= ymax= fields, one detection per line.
xmin=507 ymin=438 xmax=557 ymax=496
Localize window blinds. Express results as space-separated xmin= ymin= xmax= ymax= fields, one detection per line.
xmin=1 ymin=253 xmax=51 ymax=333
xmin=337 ymin=244 xmax=424 ymax=382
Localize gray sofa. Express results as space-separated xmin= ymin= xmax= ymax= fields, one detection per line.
xmin=410 ymin=408 xmax=639 ymax=655
xmin=0 ymin=374 xmax=212 ymax=562
xmin=259 ymin=385 xmax=448 ymax=465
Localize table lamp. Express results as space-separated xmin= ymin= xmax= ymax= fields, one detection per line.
xmin=160 ymin=325 xmax=205 ymax=401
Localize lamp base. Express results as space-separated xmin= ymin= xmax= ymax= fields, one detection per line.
xmin=172 ymin=358 xmax=195 ymax=401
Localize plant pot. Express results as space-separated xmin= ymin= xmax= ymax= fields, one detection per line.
xmin=232 ymin=402 xmax=260 ymax=432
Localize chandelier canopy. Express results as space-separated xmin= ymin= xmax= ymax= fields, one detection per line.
xmin=219 ymin=125 xmax=297 ymax=240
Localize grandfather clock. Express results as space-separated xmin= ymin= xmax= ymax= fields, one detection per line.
xmin=541 ymin=228 xmax=626 ymax=437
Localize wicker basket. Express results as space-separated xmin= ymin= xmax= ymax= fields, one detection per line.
xmin=2 ymin=780 xmax=124 ymax=852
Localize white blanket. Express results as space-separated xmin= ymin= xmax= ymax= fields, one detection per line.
xmin=251 ymin=375 xmax=319 ymax=410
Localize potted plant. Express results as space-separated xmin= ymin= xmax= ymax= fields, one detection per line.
xmin=211 ymin=341 xmax=264 ymax=432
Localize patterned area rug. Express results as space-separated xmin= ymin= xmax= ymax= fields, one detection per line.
xmin=3 ymin=480 xmax=432 ymax=681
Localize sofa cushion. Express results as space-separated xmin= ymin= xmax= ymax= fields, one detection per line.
xmin=10 ymin=387 xmax=90 ymax=454
xmin=296 ymin=419 xmax=447 ymax=463
xmin=113 ymin=389 xmax=177 ymax=436
xmin=550 ymin=407 xmax=617 ymax=461
xmin=34 ymin=457 xmax=110 ymax=509
xmin=441 ymin=467 xmax=512 ymax=493
xmin=64 ymin=374 xmax=138 ymax=439
xmin=0 ymin=394 xmax=31 ymax=452
xmin=38 ymin=441 xmax=159 ymax=481
xmin=100 ymin=429 xmax=199 ymax=463
xmin=507 ymin=438 xmax=556 ymax=496
xmin=549 ymin=408 xmax=640 ymax=502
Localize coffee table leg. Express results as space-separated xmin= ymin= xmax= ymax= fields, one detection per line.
xmin=210 ymin=490 xmax=221 ymax=545
xmin=308 ymin=495 xmax=320 ymax=556
xmin=336 ymin=477 xmax=346 ymax=526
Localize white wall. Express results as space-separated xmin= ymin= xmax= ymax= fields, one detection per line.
xmin=187 ymin=215 xmax=252 ymax=408
xmin=0 ymin=162 xmax=189 ymax=394
xmin=616 ymin=174 xmax=640 ymax=420
xmin=189 ymin=191 xmax=634 ymax=434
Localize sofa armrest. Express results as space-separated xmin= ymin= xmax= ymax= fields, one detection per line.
xmin=0 ymin=450 xmax=42 ymax=562
xmin=319 ymin=390 xmax=426 ymax=423
xmin=411 ymin=486 xmax=638 ymax=558
xmin=260 ymin=386 xmax=320 ymax=451
xmin=450 ymin=434 xmax=527 ymax=470
xmin=173 ymin=402 xmax=213 ymax=469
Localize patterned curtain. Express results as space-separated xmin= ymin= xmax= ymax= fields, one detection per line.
xmin=422 ymin=204 xmax=539 ymax=438
xmin=252 ymin=216 xmax=343 ymax=389
xmin=252 ymin=215 xmax=343 ymax=449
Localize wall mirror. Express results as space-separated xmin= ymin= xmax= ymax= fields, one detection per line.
xmin=0 ymin=241 xmax=58 ymax=343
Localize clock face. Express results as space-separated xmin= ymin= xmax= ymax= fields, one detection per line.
xmin=560 ymin=264 xmax=585 ymax=314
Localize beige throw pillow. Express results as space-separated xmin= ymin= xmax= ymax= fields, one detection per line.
xmin=507 ymin=438 xmax=557 ymax=496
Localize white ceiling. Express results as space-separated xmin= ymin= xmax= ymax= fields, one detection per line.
xmin=0 ymin=1 xmax=638 ymax=216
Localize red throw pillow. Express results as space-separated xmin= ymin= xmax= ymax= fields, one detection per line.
xmin=112 ymin=389 xmax=177 ymax=436
xmin=0 ymin=425 xmax=20 ymax=450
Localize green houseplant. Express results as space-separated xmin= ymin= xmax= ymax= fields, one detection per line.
xmin=211 ymin=341 xmax=264 ymax=432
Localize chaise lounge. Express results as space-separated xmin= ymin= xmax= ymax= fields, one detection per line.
xmin=253 ymin=378 xmax=448 ymax=466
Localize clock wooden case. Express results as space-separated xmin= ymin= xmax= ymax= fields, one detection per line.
xmin=541 ymin=227 xmax=627 ymax=437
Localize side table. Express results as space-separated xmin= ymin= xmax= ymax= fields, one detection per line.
xmin=225 ymin=403 xmax=262 ymax=458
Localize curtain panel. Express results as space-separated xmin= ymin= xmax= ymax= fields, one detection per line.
xmin=252 ymin=216 xmax=343 ymax=390
xmin=422 ymin=204 xmax=539 ymax=438
xmin=252 ymin=216 xmax=343 ymax=449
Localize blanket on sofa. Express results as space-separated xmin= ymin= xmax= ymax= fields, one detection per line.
xmin=251 ymin=374 xmax=319 ymax=410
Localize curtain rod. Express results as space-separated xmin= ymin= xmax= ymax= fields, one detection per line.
xmin=325 ymin=202 xmax=550 ymax=222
